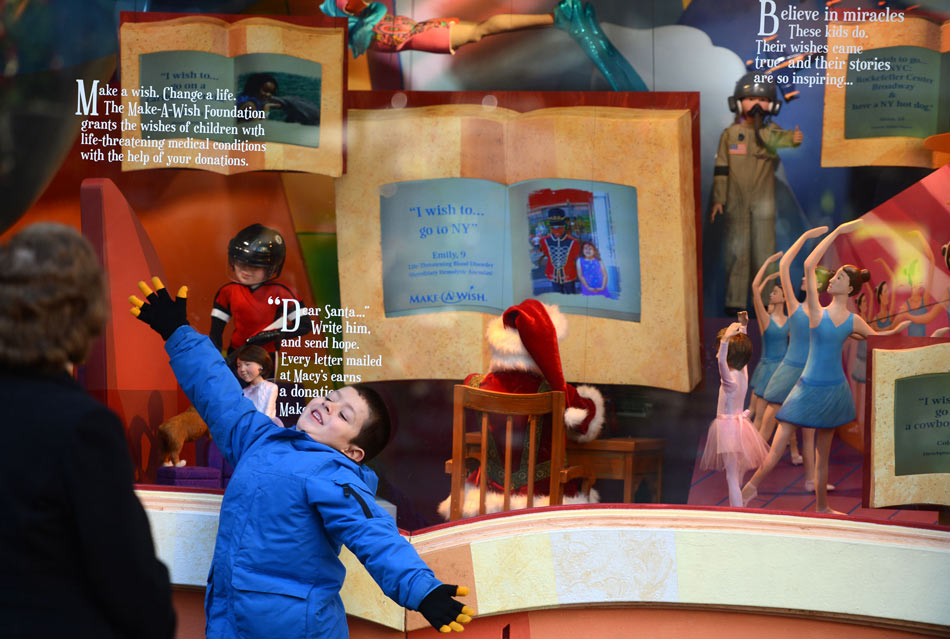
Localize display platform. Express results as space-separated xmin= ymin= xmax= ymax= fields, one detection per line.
xmin=137 ymin=491 xmax=950 ymax=638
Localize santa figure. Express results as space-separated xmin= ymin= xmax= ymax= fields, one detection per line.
xmin=438 ymin=299 xmax=604 ymax=519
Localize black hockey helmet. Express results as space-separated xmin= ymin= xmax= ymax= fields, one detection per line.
xmin=728 ymin=72 xmax=781 ymax=116
xmin=228 ymin=223 xmax=286 ymax=279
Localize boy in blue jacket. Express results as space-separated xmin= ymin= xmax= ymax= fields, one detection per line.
xmin=130 ymin=278 xmax=473 ymax=638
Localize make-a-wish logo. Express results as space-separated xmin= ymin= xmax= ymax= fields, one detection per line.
xmin=440 ymin=286 xmax=486 ymax=304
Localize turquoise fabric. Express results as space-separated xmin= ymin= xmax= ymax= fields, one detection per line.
xmin=776 ymin=311 xmax=856 ymax=428
xmin=320 ymin=0 xmax=387 ymax=57
xmin=750 ymin=315 xmax=789 ymax=393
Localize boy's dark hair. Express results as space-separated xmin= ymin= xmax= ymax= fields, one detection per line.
xmin=350 ymin=384 xmax=391 ymax=463
xmin=0 ymin=224 xmax=108 ymax=372
xmin=234 ymin=344 xmax=274 ymax=379
xmin=715 ymin=327 xmax=753 ymax=370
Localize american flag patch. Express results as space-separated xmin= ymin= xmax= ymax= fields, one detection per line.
xmin=729 ymin=142 xmax=747 ymax=154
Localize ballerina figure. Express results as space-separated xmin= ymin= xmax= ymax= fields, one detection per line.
xmin=747 ymin=251 xmax=788 ymax=427
xmin=742 ymin=220 xmax=909 ymax=513
xmin=755 ymin=228 xmax=831 ymax=482
xmin=844 ymin=282 xmax=874 ymax=429
xmin=700 ymin=318 xmax=769 ymax=507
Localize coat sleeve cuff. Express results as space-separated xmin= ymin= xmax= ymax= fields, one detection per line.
xmin=565 ymin=385 xmax=605 ymax=443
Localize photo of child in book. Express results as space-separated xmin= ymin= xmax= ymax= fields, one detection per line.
xmin=130 ymin=278 xmax=475 ymax=638
xmin=537 ymin=207 xmax=581 ymax=294
xmin=711 ymin=72 xmax=803 ymax=315
xmin=576 ymin=240 xmax=609 ymax=297
xmin=210 ymin=223 xmax=312 ymax=357
xmin=236 ymin=72 xmax=321 ymax=126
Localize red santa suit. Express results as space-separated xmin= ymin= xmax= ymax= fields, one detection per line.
xmin=438 ymin=299 xmax=604 ymax=519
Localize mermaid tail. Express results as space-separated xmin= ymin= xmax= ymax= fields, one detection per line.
xmin=554 ymin=0 xmax=646 ymax=91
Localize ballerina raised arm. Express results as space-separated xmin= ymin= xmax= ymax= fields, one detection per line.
xmin=752 ymin=251 xmax=782 ymax=335
xmin=803 ymin=220 xmax=860 ymax=326
xmin=779 ymin=225 xmax=828 ymax=317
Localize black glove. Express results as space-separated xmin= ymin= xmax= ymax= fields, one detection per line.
xmin=129 ymin=277 xmax=189 ymax=341
xmin=417 ymin=584 xmax=473 ymax=633
xmin=244 ymin=328 xmax=285 ymax=348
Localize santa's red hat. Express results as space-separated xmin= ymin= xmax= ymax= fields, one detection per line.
xmin=487 ymin=299 xmax=604 ymax=441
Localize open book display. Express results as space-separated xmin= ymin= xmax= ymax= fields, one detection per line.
xmin=336 ymin=93 xmax=701 ymax=392
xmin=380 ymin=177 xmax=641 ymax=322
xmin=822 ymin=14 xmax=950 ymax=168
xmin=119 ymin=13 xmax=345 ymax=175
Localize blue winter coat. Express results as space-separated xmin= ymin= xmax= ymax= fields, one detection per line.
xmin=165 ymin=327 xmax=441 ymax=638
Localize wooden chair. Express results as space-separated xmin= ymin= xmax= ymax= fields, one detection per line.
xmin=444 ymin=385 xmax=593 ymax=521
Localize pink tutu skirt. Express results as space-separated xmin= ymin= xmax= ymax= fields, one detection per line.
xmin=700 ymin=412 xmax=769 ymax=472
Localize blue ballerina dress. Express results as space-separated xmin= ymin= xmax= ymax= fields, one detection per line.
xmin=776 ymin=310 xmax=856 ymax=428
xmin=750 ymin=315 xmax=789 ymax=397
xmin=762 ymin=305 xmax=809 ymax=405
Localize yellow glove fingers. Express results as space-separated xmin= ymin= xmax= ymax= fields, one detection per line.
xmin=129 ymin=294 xmax=145 ymax=318
xmin=456 ymin=586 xmax=469 ymax=597
xmin=137 ymin=280 xmax=154 ymax=297
xmin=448 ymin=621 xmax=465 ymax=632
xmin=456 ymin=613 xmax=472 ymax=624
xmin=177 ymin=285 xmax=188 ymax=299
xmin=439 ymin=625 xmax=451 ymax=633
xmin=460 ymin=606 xmax=474 ymax=616
xmin=151 ymin=276 xmax=165 ymax=291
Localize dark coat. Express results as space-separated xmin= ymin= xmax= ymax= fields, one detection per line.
xmin=0 ymin=369 xmax=175 ymax=639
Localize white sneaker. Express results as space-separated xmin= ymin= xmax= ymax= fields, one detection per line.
xmin=804 ymin=480 xmax=835 ymax=492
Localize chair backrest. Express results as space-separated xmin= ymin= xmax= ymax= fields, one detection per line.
xmin=448 ymin=384 xmax=567 ymax=521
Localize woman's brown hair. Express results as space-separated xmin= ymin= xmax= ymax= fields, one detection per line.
xmin=0 ymin=224 xmax=108 ymax=372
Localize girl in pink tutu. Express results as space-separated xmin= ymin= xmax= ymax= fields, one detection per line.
xmin=700 ymin=316 xmax=769 ymax=507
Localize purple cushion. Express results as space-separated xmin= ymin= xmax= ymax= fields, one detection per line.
xmin=156 ymin=465 xmax=222 ymax=489
xmin=204 ymin=441 xmax=234 ymax=487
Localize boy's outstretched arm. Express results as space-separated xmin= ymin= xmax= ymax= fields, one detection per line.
xmin=309 ymin=471 xmax=474 ymax=632
xmin=130 ymin=277 xmax=274 ymax=465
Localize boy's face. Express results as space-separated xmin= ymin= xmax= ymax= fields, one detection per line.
xmin=259 ymin=81 xmax=277 ymax=98
xmin=740 ymin=96 xmax=771 ymax=115
xmin=232 ymin=261 xmax=270 ymax=286
xmin=296 ymin=387 xmax=369 ymax=462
